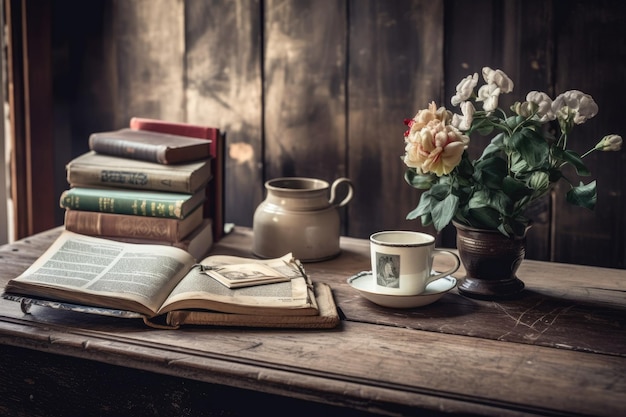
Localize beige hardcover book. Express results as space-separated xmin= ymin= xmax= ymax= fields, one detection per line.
xmin=3 ymin=231 xmax=339 ymax=329
xmin=66 ymin=151 xmax=211 ymax=193
xmin=64 ymin=205 xmax=204 ymax=242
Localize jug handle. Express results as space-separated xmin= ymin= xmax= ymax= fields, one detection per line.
xmin=329 ymin=177 xmax=354 ymax=208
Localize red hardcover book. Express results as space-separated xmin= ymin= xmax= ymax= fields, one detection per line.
xmin=130 ymin=117 xmax=225 ymax=241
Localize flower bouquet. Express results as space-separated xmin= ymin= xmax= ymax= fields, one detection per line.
xmin=403 ymin=67 xmax=622 ymax=238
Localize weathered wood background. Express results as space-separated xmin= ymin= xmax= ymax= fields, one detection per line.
xmin=9 ymin=0 xmax=626 ymax=269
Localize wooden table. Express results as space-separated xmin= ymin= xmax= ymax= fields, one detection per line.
xmin=0 ymin=227 xmax=624 ymax=417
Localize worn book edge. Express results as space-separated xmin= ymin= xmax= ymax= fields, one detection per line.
xmin=4 ymin=282 xmax=340 ymax=330
xmin=164 ymin=282 xmax=339 ymax=329
xmin=129 ymin=117 xmax=225 ymax=241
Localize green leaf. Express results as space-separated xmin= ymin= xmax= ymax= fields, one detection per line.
xmin=507 ymin=218 xmax=530 ymax=237
xmin=476 ymin=125 xmax=494 ymax=135
xmin=429 ymin=183 xmax=452 ymax=201
xmin=488 ymin=190 xmax=514 ymax=215
xmin=467 ymin=206 xmax=501 ymax=229
xmin=511 ymin=128 xmax=549 ymax=168
xmin=560 ymin=149 xmax=591 ymax=176
xmin=497 ymin=223 xmax=512 ymax=238
xmin=509 ymin=152 xmax=529 ymax=174
xmin=406 ymin=192 xmax=433 ymax=220
xmin=404 ymin=169 xmax=434 ymax=189
xmin=506 ymin=115 xmax=525 ymax=130
xmin=479 ymin=133 xmax=505 ymax=159
xmin=473 ymin=157 xmax=507 ymax=189
xmin=566 ymin=181 xmax=597 ymax=209
xmin=431 ymin=193 xmax=459 ymax=231
xmin=502 ymin=176 xmax=533 ymax=200
xmin=456 ymin=152 xmax=475 ymax=178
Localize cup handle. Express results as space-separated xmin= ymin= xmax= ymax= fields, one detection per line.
xmin=329 ymin=177 xmax=354 ymax=207
xmin=426 ymin=249 xmax=460 ymax=286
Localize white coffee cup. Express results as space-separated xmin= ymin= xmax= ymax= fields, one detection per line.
xmin=370 ymin=231 xmax=460 ymax=295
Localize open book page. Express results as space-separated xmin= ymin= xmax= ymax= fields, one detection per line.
xmin=5 ymin=231 xmax=196 ymax=316
xmin=158 ymin=253 xmax=319 ymax=316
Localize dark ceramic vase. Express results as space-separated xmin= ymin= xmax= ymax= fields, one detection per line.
xmin=453 ymin=221 xmax=528 ymax=300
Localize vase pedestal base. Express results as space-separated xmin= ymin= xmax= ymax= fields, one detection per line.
xmin=453 ymin=221 xmax=529 ymax=301
xmin=457 ymin=276 xmax=525 ymax=300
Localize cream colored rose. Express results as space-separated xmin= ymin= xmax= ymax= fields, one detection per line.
xmin=408 ymin=101 xmax=452 ymax=134
xmin=404 ymin=119 xmax=469 ymax=176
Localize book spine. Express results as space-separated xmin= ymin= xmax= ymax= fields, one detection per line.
xmin=129 ymin=118 xmax=225 ymax=241
xmin=60 ymin=191 xmax=188 ymax=219
xmin=89 ymin=134 xmax=168 ymax=164
xmin=64 ymin=210 xmax=185 ymax=241
xmin=130 ymin=118 xmax=219 ymax=141
xmin=67 ymin=165 xmax=199 ymax=193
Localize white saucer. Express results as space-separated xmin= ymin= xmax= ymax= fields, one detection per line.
xmin=347 ymin=271 xmax=457 ymax=308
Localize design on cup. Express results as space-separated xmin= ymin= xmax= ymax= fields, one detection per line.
xmin=375 ymin=253 xmax=400 ymax=289
xmin=370 ymin=230 xmax=461 ymax=296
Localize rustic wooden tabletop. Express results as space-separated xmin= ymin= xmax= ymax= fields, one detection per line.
xmin=0 ymin=226 xmax=624 ymax=416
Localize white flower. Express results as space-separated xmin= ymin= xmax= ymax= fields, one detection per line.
xmin=512 ymin=101 xmax=535 ymax=118
xmin=595 ymin=134 xmax=623 ymax=151
xmin=526 ymin=91 xmax=555 ymax=122
xmin=451 ymin=73 xmax=478 ymax=106
xmin=481 ymin=67 xmax=514 ymax=93
xmin=552 ymin=90 xmax=598 ymax=125
xmin=451 ymin=101 xmax=475 ymax=131
xmin=477 ymin=83 xmax=501 ymax=112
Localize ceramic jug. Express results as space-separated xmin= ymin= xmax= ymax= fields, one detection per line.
xmin=252 ymin=177 xmax=354 ymax=262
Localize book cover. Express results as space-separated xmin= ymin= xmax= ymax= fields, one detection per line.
xmin=129 ymin=117 xmax=225 ymax=241
xmin=60 ymin=187 xmax=205 ymax=219
xmin=89 ymin=128 xmax=212 ymax=164
xmin=3 ymin=231 xmax=339 ymax=329
xmin=63 ymin=205 xmax=204 ymax=241
xmin=66 ymin=151 xmax=212 ymax=194
xmin=106 ymin=218 xmax=214 ymax=261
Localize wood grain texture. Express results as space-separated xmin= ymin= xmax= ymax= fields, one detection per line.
xmin=185 ymin=0 xmax=264 ymax=228
xmin=12 ymin=0 xmax=626 ymax=269
xmin=220 ymin=227 xmax=626 ymax=357
xmin=348 ymin=0 xmax=444 ymax=238
xmin=0 ymin=227 xmax=624 ymax=416
xmin=264 ymin=0 xmax=347 ymax=180
xmin=112 ymin=0 xmax=186 ymax=125
xmin=551 ymin=0 xmax=626 ymax=268
xmin=6 ymin=0 xmax=56 ymax=237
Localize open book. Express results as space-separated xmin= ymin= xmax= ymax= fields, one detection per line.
xmin=3 ymin=231 xmax=339 ymax=329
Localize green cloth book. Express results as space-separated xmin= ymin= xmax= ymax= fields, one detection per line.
xmin=59 ymin=187 xmax=205 ymax=219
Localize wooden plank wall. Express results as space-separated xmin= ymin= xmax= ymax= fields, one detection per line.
xmin=19 ymin=0 xmax=626 ymax=269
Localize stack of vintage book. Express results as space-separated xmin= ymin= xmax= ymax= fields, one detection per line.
xmin=60 ymin=118 xmax=225 ymax=260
